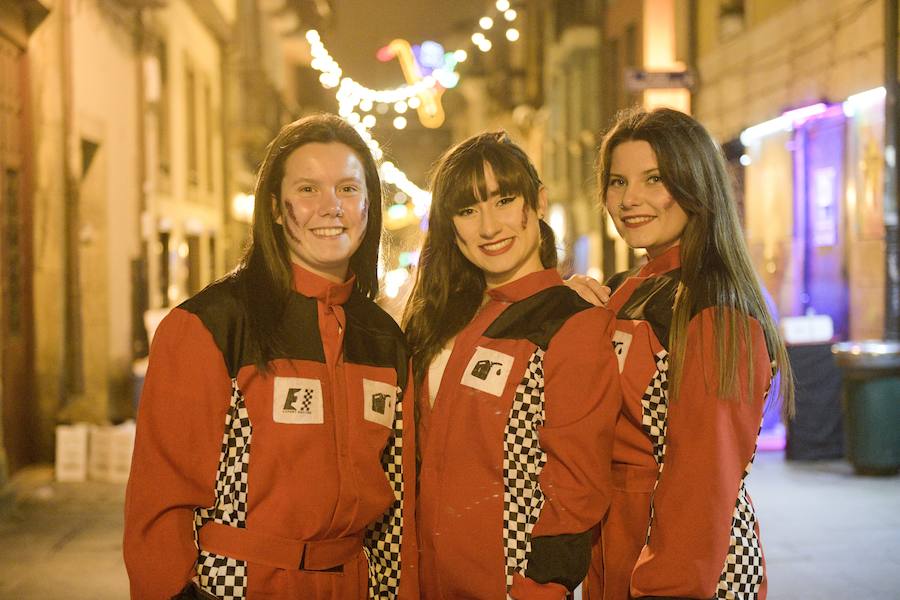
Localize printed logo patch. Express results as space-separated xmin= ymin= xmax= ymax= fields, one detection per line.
xmin=363 ymin=379 xmax=397 ymax=428
xmin=612 ymin=330 xmax=633 ymax=374
xmin=273 ymin=377 xmax=324 ymax=424
xmin=461 ymin=346 xmax=515 ymax=397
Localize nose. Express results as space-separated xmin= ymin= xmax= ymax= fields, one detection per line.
xmin=318 ymin=188 xmax=343 ymax=217
xmin=620 ymin=184 xmax=642 ymax=209
xmin=478 ymin=204 xmax=501 ymax=238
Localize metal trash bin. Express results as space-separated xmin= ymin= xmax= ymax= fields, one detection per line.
xmin=832 ymin=341 xmax=900 ymax=475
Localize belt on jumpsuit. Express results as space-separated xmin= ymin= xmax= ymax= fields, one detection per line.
xmin=198 ymin=521 xmax=365 ymax=571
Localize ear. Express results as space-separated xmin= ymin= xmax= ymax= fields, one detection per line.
xmin=537 ymin=186 xmax=549 ymax=220
xmin=271 ymin=194 xmax=282 ymax=225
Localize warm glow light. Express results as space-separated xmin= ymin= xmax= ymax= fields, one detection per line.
xmin=504 ymin=9 xmax=517 ymax=21
xmin=393 ymin=116 xmax=407 ymax=129
xmin=479 ymin=16 xmax=494 ymax=30
xmin=506 ymin=28 xmax=519 ymax=42
xmin=472 ymin=32 xmax=486 ymax=45
xmin=231 ymin=193 xmax=255 ymax=223
xmin=495 ymin=0 xmax=510 ymax=11
xmin=454 ymin=49 xmax=468 ymax=63
xmin=394 ymin=100 xmax=408 ymax=114
xmin=362 ymin=114 xmax=376 ymax=128
xmin=407 ymin=96 xmax=421 ymax=109
xmin=478 ymin=39 xmax=493 ymax=52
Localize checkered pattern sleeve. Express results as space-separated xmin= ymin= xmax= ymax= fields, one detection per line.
xmin=124 ymin=308 xmax=234 ymax=600
xmin=508 ymin=307 xmax=622 ymax=595
xmin=363 ymin=369 xmax=420 ymax=599
xmin=630 ymin=309 xmax=772 ymax=600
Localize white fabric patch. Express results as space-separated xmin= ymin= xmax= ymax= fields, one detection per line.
xmin=612 ymin=330 xmax=633 ymax=374
xmin=461 ymin=346 xmax=515 ymax=397
xmin=363 ymin=379 xmax=397 ymax=428
xmin=273 ymin=377 xmax=323 ymax=424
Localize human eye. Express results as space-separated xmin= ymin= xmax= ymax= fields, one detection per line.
xmin=497 ymin=195 xmax=517 ymax=207
xmin=456 ymin=206 xmax=477 ymax=217
xmin=339 ymin=183 xmax=361 ymax=194
xmin=297 ymin=184 xmax=316 ymax=194
xmin=647 ymin=173 xmax=663 ymax=184
xmin=608 ymin=176 xmax=625 ymax=188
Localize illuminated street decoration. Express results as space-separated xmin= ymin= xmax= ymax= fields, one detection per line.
xmin=376 ymin=39 xmax=457 ymax=128
xmin=303 ymin=2 xmax=524 ymax=264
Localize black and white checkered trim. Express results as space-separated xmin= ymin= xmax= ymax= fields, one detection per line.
xmin=715 ymin=476 xmax=764 ymax=599
xmin=502 ymin=349 xmax=548 ymax=590
xmin=364 ymin=386 xmax=405 ymax=598
xmin=642 ymin=351 xmax=669 ymax=543
xmin=193 ymin=379 xmax=252 ymax=600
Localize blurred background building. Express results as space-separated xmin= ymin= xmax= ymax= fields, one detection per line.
xmin=0 ymin=0 xmax=895 ymax=489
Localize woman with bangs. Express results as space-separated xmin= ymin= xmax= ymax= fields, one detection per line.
xmin=567 ymin=107 xmax=794 ymax=600
xmin=403 ymin=131 xmax=622 ymax=599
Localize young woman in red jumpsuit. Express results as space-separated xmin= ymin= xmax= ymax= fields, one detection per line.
xmin=404 ymin=131 xmax=623 ymax=599
xmin=572 ymin=108 xmax=795 ymax=600
xmin=124 ymin=114 xmax=418 ymax=599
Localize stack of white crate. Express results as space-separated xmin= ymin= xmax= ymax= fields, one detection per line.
xmin=55 ymin=421 xmax=136 ymax=483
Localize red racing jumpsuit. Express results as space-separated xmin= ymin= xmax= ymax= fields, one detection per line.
xmin=124 ymin=265 xmax=418 ymax=599
xmin=417 ymin=268 xmax=623 ymax=599
xmin=585 ymin=246 xmax=772 ymax=600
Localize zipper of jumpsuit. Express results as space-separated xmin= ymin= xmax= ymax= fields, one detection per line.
xmin=320 ymin=298 xmax=361 ymax=537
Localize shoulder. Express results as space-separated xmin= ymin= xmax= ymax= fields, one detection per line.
xmin=178 ymin=275 xmax=244 ymax=328
xmin=345 ymin=292 xmax=405 ymax=341
xmin=484 ymin=285 xmax=596 ymax=349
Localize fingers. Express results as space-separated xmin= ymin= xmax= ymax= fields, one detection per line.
xmin=564 ymin=275 xmax=611 ymax=307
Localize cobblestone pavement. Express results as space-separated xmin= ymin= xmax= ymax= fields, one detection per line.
xmin=0 ymin=450 xmax=898 ymax=599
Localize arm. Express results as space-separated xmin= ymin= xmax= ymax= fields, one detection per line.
xmin=630 ymin=309 xmax=770 ymax=599
xmin=510 ymin=308 xmax=623 ymax=598
xmin=123 ymin=309 xmax=232 ymax=599
xmin=364 ymin=360 xmax=420 ymax=600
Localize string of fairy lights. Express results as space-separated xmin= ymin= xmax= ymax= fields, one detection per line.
xmin=303 ymin=0 xmax=523 ymax=216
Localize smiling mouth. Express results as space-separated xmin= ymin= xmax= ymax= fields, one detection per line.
xmin=479 ymin=237 xmax=514 ymax=255
xmin=310 ymin=227 xmax=346 ymax=238
xmin=622 ymin=215 xmax=655 ymax=227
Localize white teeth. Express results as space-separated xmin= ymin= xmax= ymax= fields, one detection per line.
xmin=482 ymin=238 xmax=513 ymax=251
xmin=623 ymin=216 xmax=654 ymax=224
xmin=311 ymin=227 xmax=344 ymax=237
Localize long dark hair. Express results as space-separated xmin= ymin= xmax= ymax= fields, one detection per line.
xmin=237 ymin=113 xmax=383 ymax=369
xmin=597 ymin=107 xmax=794 ymax=417
xmin=403 ymin=131 xmax=556 ymax=386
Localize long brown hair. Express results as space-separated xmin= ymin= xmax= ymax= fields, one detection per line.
xmin=403 ymin=131 xmax=556 ymax=386
xmin=597 ymin=107 xmax=794 ymax=418
xmin=237 ymin=113 xmax=383 ymax=368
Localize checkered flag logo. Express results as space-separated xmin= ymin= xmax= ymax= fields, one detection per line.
xmin=299 ymin=389 xmax=314 ymax=413
xmin=502 ymin=349 xmax=547 ymax=591
xmin=193 ymin=378 xmax=252 ymax=600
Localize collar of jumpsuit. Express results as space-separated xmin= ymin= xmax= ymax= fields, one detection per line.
xmin=291 ymin=262 xmax=355 ymax=364
xmin=638 ymin=243 xmax=681 ymax=278
xmin=486 ymin=267 xmax=563 ymax=304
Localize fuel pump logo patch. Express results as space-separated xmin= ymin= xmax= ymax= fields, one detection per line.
xmin=363 ymin=379 xmax=397 ymax=428
xmin=461 ymin=347 xmax=515 ymax=396
xmin=273 ymin=377 xmax=324 ymax=424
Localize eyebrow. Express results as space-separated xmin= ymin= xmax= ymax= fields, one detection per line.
xmin=609 ymin=168 xmax=660 ymax=177
xmin=287 ymin=176 xmax=363 ymax=186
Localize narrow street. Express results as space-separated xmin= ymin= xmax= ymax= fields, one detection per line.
xmin=0 ymin=449 xmax=897 ymax=599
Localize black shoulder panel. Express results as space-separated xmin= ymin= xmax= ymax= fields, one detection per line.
xmin=482 ymin=286 xmax=593 ymax=350
xmin=343 ymin=292 xmax=410 ymax=390
xmin=178 ymin=279 xmax=325 ymax=377
xmin=616 ymin=269 xmax=680 ymax=350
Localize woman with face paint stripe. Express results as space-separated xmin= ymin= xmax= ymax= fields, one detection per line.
xmin=124 ymin=114 xmax=418 ymax=600
xmin=404 ymin=131 xmax=623 ymax=599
